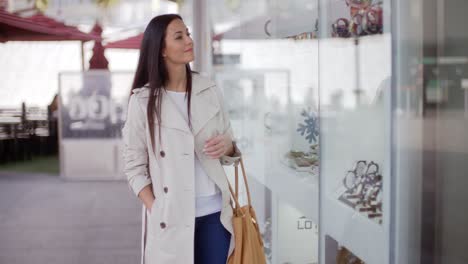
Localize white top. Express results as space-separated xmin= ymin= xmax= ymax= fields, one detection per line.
xmin=166 ymin=90 xmax=222 ymax=217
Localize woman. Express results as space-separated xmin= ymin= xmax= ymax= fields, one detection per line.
xmin=122 ymin=14 xmax=241 ymax=264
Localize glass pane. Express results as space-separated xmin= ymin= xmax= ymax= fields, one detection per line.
xmin=392 ymin=0 xmax=468 ymax=263
xmin=211 ymin=0 xmax=320 ymax=263
xmin=318 ymin=0 xmax=391 ymax=263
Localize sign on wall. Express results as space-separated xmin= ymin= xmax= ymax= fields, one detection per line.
xmin=59 ymin=70 xmax=132 ymax=139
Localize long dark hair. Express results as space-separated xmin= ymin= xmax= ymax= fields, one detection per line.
xmin=130 ymin=14 xmax=193 ymax=154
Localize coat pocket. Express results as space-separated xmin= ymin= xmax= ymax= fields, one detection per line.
xmin=147 ymin=197 xmax=165 ymax=237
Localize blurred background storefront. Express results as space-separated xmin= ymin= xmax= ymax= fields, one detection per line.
xmin=1 ymin=0 xmax=468 ymax=263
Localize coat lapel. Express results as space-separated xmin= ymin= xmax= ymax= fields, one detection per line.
xmin=141 ymin=74 xmax=220 ymax=136
xmin=190 ymin=76 xmax=220 ymax=136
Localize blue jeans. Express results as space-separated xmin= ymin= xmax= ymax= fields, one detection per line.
xmin=194 ymin=211 xmax=231 ymax=264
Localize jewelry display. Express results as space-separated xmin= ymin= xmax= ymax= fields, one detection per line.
xmin=338 ymin=160 xmax=383 ymax=224
xmin=282 ymin=108 xmax=319 ymax=175
xmin=349 ymin=12 xmax=365 ymax=36
xmin=362 ymin=3 xmax=383 ymax=34
xmin=332 ymin=0 xmax=383 ymax=38
xmin=285 ymin=19 xmax=319 ymax=40
xmin=332 ymin=18 xmax=351 ymax=38
xmin=286 ymin=31 xmax=317 ymax=40
xmin=283 ymin=144 xmax=319 ymax=174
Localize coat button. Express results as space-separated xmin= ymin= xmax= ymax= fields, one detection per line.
xmin=160 ymin=222 xmax=167 ymax=229
xmin=163 ymin=187 xmax=168 ymax=193
xmin=160 ymin=150 xmax=165 ymax=158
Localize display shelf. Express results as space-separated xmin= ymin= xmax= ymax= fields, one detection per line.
xmin=319 ymin=112 xmax=388 ymax=264
xmin=266 ymin=158 xmax=319 ymax=222
xmin=323 ymin=194 xmax=385 ymax=263
xmin=236 ymin=145 xmax=319 ymax=223
xmin=265 ymin=132 xmax=318 ymax=222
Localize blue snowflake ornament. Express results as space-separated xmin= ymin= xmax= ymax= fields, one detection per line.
xmin=297 ymin=109 xmax=319 ymax=144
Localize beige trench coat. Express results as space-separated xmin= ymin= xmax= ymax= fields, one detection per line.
xmin=121 ymin=73 xmax=241 ymax=264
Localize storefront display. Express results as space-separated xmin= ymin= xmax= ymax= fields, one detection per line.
xmin=286 ymin=31 xmax=317 ymax=40
xmin=200 ymin=0 xmax=468 ymax=262
xmin=338 ymin=160 xmax=383 ymax=224
xmin=286 ymin=20 xmax=319 ymax=40
xmin=282 ymin=108 xmax=319 ymax=176
xmin=331 ymin=0 xmax=383 ymax=38
xmin=283 ymin=145 xmax=319 ymax=174
xmin=208 ymin=0 xmax=391 ymax=263
xmin=211 ymin=1 xmax=321 ymax=258
xmin=319 ymin=0 xmax=390 ymax=262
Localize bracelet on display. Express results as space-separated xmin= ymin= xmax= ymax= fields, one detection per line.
xmin=264 ymin=19 xmax=271 ymax=37
xmin=343 ymin=170 xmax=357 ymax=189
xmin=332 ymin=18 xmax=351 ymax=38
xmin=361 ymin=161 xmax=379 ymax=185
xmin=359 ymin=207 xmax=377 ymax=212
xmin=368 ymin=213 xmax=382 ymax=218
xmin=349 ymin=12 xmax=366 ymax=37
xmin=343 ymin=160 xmax=366 ymax=190
xmin=362 ymin=184 xmax=379 ymax=206
xmin=362 ymin=3 xmax=383 ymax=34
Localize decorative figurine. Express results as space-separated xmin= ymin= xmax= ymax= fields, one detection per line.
xmin=297 ymin=109 xmax=319 ymax=144
xmin=339 ymin=160 xmax=383 ymax=224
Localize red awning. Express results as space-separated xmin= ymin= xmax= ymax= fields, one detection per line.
xmin=104 ymin=33 xmax=142 ymax=49
xmin=0 ymin=10 xmax=100 ymax=42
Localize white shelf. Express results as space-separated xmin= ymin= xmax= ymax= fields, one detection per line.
xmin=241 ymin=149 xmax=319 ymax=223
xmin=268 ymin=161 xmax=319 ymax=222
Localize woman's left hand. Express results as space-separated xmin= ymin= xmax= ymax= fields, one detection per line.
xmin=203 ymin=133 xmax=233 ymax=159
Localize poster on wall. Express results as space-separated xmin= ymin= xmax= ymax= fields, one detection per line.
xmin=59 ymin=71 xmax=132 ymax=139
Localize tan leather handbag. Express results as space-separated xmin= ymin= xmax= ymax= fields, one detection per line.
xmin=227 ymin=158 xmax=267 ymax=264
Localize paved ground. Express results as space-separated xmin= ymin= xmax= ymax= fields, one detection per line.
xmin=0 ymin=172 xmax=141 ymax=264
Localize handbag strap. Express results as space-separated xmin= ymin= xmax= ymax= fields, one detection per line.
xmin=235 ymin=165 xmax=239 ymax=200
xmin=239 ymin=158 xmax=253 ymax=207
xmin=227 ymin=158 xmax=253 ymax=210
xmin=228 ymin=178 xmax=242 ymax=211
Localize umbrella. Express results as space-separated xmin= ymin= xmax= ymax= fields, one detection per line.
xmin=0 ymin=10 xmax=99 ymax=42
xmin=104 ymin=33 xmax=142 ymax=50
xmin=0 ymin=10 xmax=101 ymax=69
